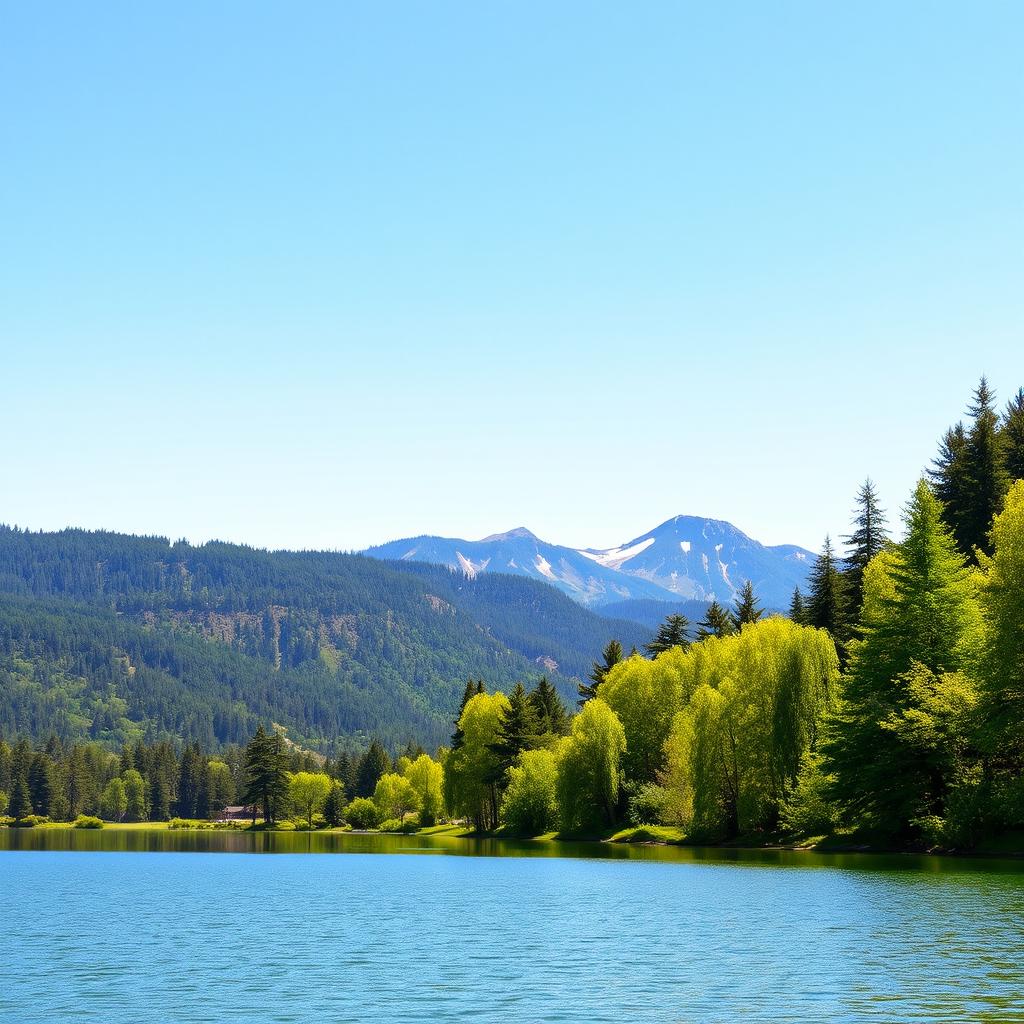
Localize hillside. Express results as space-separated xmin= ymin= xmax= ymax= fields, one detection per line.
xmin=0 ymin=527 xmax=650 ymax=751
xmin=367 ymin=515 xmax=813 ymax=609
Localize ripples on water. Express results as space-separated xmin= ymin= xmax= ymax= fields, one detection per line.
xmin=1 ymin=832 xmax=1023 ymax=1023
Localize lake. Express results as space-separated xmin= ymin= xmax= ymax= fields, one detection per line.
xmin=2 ymin=831 xmax=1023 ymax=1022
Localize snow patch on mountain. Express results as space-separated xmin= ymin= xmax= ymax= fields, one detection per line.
xmin=577 ymin=536 xmax=655 ymax=570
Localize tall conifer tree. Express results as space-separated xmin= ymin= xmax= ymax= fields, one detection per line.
xmin=1000 ymin=388 xmax=1024 ymax=483
xmin=789 ymin=587 xmax=807 ymax=625
xmin=696 ymin=600 xmax=734 ymax=639
xmin=961 ymin=378 xmax=1008 ymax=560
xmin=824 ymin=480 xmax=979 ymax=837
xmin=806 ymin=536 xmax=849 ymax=645
xmin=644 ymin=614 xmax=691 ymax=656
xmin=528 ymin=677 xmax=569 ymax=736
xmin=730 ymin=581 xmax=763 ymax=628
xmin=579 ymin=639 xmax=623 ymax=706
xmin=842 ymin=478 xmax=889 ymax=617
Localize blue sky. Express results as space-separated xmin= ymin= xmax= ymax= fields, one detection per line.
xmin=1 ymin=3 xmax=1021 ymax=553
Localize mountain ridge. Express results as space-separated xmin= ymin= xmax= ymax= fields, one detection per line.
xmin=366 ymin=514 xmax=814 ymax=610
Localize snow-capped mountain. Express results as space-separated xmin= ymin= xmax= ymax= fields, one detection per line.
xmin=365 ymin=516 xmax=814 ymax=610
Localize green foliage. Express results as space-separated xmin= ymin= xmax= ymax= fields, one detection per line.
xmin=579 ymin=639 xmax=622 ymax=706
xmin=528 ymin=677 xmax=569 ymax=737
xmin=806 ymin=536 xmax=849 ymax=648
xmin=241 ymin=726 xmax=290 ymax=824
xmin=644 ymin=614 xmax=691 ymax=657
xmin=500 ymin=747 xmax=561 ymax=835
xmin=344 ymin=796 xmax=380 ymax=830
xmin=444 ymin=691 xmax=509 ymax=831
xmin=0 ymin=526 xmax=647 ymax=750
xmin=600 ymin=649 xmax=695 ymax=784
xmin=8 ymin=775 xmax=32 ymax=820
xmin=372 ymin=773 xmax=419 ymax=822
xmin=974 ymin=480 xmax=1024 ymax=829
xmin=696 ymin=601 xmax=734 ymax=640
xmin=824 ymin=481 xmax=981 ymax=838
xmin=14 ymin=814 xmax=49 ymax=827
xmin=730 ymin=582 xmax=763 ymax=629
xmin=788 ymin=587 xmax=807 ymax=625
xmin=354 ymin=739 xmax=391 ymax=798
xmin=72 ymin=814 xmax=104 ymax=829
xmin=661 ymin=618 xmax=839 ymax=840
xmin=625 ymin=782 xmax=669 ymax=826
xmin=931 ymin=378 xmax=1014 ymax=562
xmin=288 ymin=771 xmax=333 ymax=828
xmin=555 ymin=699 xmax=626 ymax=833
xmin=778 ymin=752 xmax=838 ymax=837
xmin=322 ymin=781 xmax=346 ymax=827
xmin=842 ymin=478 xmax=889 ymax=618
xmin=100 ymin=778 xmax=127 ymax=822
xmin=487 ymin=683 xmax=541 ymax=782
xmin=402 ymin=754 xmax=443 ymax=826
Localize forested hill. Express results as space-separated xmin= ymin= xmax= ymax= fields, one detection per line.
xmin=0 ymin=527 xmax=651 ymax=752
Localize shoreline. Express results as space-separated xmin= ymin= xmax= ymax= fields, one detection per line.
xmin=5 ymin=820 xmax=1023 ymax=860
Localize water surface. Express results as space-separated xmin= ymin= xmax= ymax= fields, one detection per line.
xmin=2 ymin=831 xmax=1023 ymax=1022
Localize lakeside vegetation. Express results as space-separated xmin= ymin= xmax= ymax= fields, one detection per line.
xmin=2 ymin=379 xmax=1023 ymax=854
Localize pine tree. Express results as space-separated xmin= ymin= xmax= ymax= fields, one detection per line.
xmin=696 ymin=600 xmax=734 ymax=639
xmin=644 ymin=614 xmax=691 ymax=656
xmin=1002 ymin=388 xmax=1024 ymax=482
xmin=354 ymin=738 xmax=390 ymax=798
xmin=579 ymin=640 xmax=623 ymax=706
xmin=789 ymin=587 xmax=807 ymax=625
xmin=842 ymin=478 xmax=889 ymax=618
xmin=930 ymin=422 xmax=970 ymax=547
xmin=28 ymin=752 xmax=56 ymax=818
xmin=730 ymin=581 xmax=763 ymax=628
xmin=806 ymin=536 xmax=849 ymax=644
xmin=176 ymin=743 xmax=205 ymax=818
xmin=8 ymin=775 xmax=32 ymax=820
xmin=322 ymin=781 xmax=346 ymax=827
xmin=961 ymin=377 xmax=1008 ymax=560
xmin=487 ymin=682 xmax=541 ymax=781
xmin=824 ymin=480 xmax=979 ymax=838
xmin=528 ymin=676 xmax=569 ymax=736
xmin=241 ymin=725 xmax=289 ymax=823
xmin=451 ymin=680 xmax=484 ymax=750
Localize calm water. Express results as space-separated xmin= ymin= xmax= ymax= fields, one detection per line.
xmin=2 ymin=831 xmax=1023 ymax=1022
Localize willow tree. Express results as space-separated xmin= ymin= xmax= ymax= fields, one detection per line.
xmin=403 ymin=754 xmax=444 ymax=825
xmin=555 ymin=699 xmax=626 ymax=833
xmin=661 ymin=617 xmax=839 ymax=840
xmin=443 ymin=691 xmax=510 ymax=831
xmin=501 ymin=746 xmax=562 ymax=835
xmin=600 ymin=648 xmax=699 ymax=784
xmin=824 ymin=480 xmax=981 ymax=838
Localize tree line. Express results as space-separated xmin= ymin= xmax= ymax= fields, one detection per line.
xmin=3 ymin=378 xmax=1021 ymax=849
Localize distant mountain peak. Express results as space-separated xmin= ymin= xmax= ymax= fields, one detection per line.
xmin=365 ymin=515 xmax=814 ymax=611
xmin=479 ymin=527 xmax=538 ymax=543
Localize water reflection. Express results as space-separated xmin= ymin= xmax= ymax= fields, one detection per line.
xmin=2 ymin=826 xmax=1022 ymax=875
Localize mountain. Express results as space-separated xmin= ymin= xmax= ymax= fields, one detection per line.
xmin=367 ymin=515 xmax=814 ymax=610
xmin=0 ymin=526 xmax=651 ymax=752
xmin=597 ymin=598 xmax=714 ymax=632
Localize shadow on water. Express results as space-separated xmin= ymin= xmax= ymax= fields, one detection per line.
xmin=2 ymin=827 xmax=1023 ymax=875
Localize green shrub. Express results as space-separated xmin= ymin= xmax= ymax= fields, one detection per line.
xmin=0 ymin=816 xmax=14 ymax=828
xmin=273 ymin=820 xmax=296 ymax=831
xmin=168 ymin=818 xmax=216 ymax=830
xmin=626 ymin=782 xmax=669 ymax=826
xmin=73 ymin=815 xmax=104 ymax=829
xmin=14 ymin=814 xmax=50 ymax=828
xmin=378 ymin=815 xmax=417 ymax=831
xmin=344 ymin=797 xmax=380 ymax=829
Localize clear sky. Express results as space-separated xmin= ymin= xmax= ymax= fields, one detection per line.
xmin=2 ymin=3 xmax=1021 ymax=554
